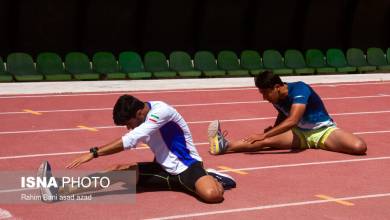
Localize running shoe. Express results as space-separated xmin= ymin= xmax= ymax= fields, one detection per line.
xmin=208 ymin=120 xmax=228 ymax=155
xmin=206 ymin=168 xmax=236 ymax=190
xmin=37 ymin=161 xmax=59 ymax=203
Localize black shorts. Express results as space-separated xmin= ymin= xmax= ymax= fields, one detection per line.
xmin=137 ymin=161 xmax=207 ymax=193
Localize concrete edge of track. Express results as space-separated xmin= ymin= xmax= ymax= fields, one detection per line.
xmin=0 ymin=73 xmax=390 ymax=95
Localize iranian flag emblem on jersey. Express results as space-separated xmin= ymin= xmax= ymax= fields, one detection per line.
xmin=149 ymin=114 xmax=159 ymax=123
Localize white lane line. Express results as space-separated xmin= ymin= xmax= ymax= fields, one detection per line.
xmin=0 ymin=126 xmax=116 ymax=135
xmin=0 ymin=143 xmax=207 ymax=160
xmin=1 ymin=110 xmax=390 ymax=135
xmin=0 ymin=129 xmax=387 ymax=160
xmin=1 ymin=94 xmax=390 ymax=115
xmin=0 ymin=81 xmax=389 ymax=99
xmin=215 ymin=156 xmax=390 ymax=173
xmin=0 ymin=126 xmax=387 ymax=161
xmin=144 ymin=192 xmax=390 ymax=220
xmin=0 ymin=87 xmax=255 ymax=99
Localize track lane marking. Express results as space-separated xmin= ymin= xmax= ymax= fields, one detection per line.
xmin=22 ymin=109 xmax=42 ymax=115
xmin=0 ymin=125 xmax=388 ymax=162
xmin=144 ymin=192 xmax=390 ymax=220
xmin=1 ymin=94 xmax=390 ymax=115
xmin=1 ymin=110 xmax=390 ymax=134
xmin=76 ymin=125 xmax=98 ymax=132
xmin=217 ymin=166 xmax=248 ymax=175
xmin=315 ymin=194 xmax=354 ymax=206
xmin=1 ymin=81 xmax=390 ymax=99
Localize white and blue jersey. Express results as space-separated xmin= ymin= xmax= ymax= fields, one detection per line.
xmin=274 ymin=81 xmax=335 ymax=130
xmin=121 ymin=101 xmax=202 ymax=175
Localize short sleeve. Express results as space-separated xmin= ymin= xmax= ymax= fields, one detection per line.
xmin=290 ymin=83 xmax=311 ymax=104
xmin=121 ymin=104 xmax=172 ymax=149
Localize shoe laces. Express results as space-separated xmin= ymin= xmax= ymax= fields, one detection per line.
xmin=219 ymin=130 xmax=229 ymax=139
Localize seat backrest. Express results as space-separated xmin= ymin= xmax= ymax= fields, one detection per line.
xmin=217 ymin=50 xmax=241 ymax=70
xmin=6 ymin=52 xmax=37 ymax=75
xmin=346 ymin=48 xmax=369 ymax=67
xmin=36 ymin=52 xmax=64 ymax=74
xmin=240 ymin=50 xmax=263 ymax=70
xmin=367 ymin=47 xmax=387 ymax=66
xmin=194 ymin=51 xmax=218 ymax=71
xmin=263 ymin=49 xmax=284 ymax=69
xmin=65 ymin=52 xmax=92 ymax=73
xmin=169 ymin=51 xmax=193 ymax=71
xmin=284 ymin=49 xmax=307 ymax=68
xmin=92 ymin=52 xmax=119 ymax=73
xmin=305 ymin=49 xmax=327 ymax=68
xmin=144 ymin=51 xmax=169 ymax=72
xmin=326 ymin=48 xmax=348 ymax=67
xmin=119 ymin=51 xmax=145 ymax=73
xmin=0 ymin=56 xmax=5 ymax=74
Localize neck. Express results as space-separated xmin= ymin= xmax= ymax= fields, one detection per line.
xmin=279 ymin=84 xmax=289 ymax=99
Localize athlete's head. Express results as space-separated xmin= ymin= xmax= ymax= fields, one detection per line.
xmin=254 ymin=71 xmax=285 ymax=104
xmin=113 ymin=95 xmax=146 ymax=129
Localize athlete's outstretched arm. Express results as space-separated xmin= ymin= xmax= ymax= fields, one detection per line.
xmin=66 ymin=138 xmax=124 ymax=168
xmin=244 ymin=104 xmax=306 ymax=144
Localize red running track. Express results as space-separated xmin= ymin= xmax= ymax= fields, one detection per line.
xmin=0 ymin=81 xmax=390 ymax=219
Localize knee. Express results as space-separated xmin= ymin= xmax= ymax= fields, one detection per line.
xmin=351 ymin=139 xmax=367 ymax=155
xmin=200 ymin=188 xmax=224 ymax=203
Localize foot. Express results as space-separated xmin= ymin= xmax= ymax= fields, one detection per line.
xmin=208 ymin=120 xmax=228 ymax=155
xmin=37 ymin=161 xmax=59 ymax=203
xmin=206 ymin=168 xmax=236 ymax=190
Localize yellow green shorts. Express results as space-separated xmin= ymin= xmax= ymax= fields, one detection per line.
xmin=292 ymin=126 xmax=338 ymax=149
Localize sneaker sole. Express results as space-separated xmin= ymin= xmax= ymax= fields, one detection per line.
xmin=207 ymin=120 xmax=220 ymax=154
xmin=37 ymin=161 xmax=56 ymax=203
xmin=206 ymin=168 xmax=235 ymax=181
xmin=207 ymin=120 xmax=220 ymax=138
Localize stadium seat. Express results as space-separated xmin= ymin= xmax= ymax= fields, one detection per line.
xmin=387 ymin=48 xmax=390 ymax=64
xmin=366 ymin=47 xmax=390 ymax=71
xmin=305 ymin=49 xmax=336 ymax=73
xmin=262 ymin=50 xmax=293 ymax=75
xmin=346 ymin=48 xmax=376 ymax=73
xmin=7 ymin=52 xmax=43 ymax=81
xmin=36 ymin=52 xmax=72 ymax=81
xmin=284 ymin=49 xmax=315 ymax=74
xmin=119 ymin=51 xmax=152 ymax=79
xmin=0 ymin=56 xmax=13 ymax=82
xmin=65 ymin=52 xmax=99 ymax=80
xmin=169 ymin=51 xmax=201 ymax=78
xmin=217 ymin=50 xmax=249 ymax=77
xmin=194 ymin=51 xmax=225 ymax=77
xmin=144 ymin=51 xmax=176 ymax=78
xmin=326 ymin=48 xmax=356 ymax=73
xmin=92 ymin=52 xmax=126 ymax=80
xmin=240 ymin=50 xmax=265 ymax=76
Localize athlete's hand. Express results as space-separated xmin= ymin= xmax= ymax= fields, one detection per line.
xmin=242 ymin=134 xmax=266 ymax=144
xmin=66 ymin=153 xmax=94 ymax=169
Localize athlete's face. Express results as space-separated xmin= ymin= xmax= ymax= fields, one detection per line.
xmin=259 ymin=85 xmax=281 ymax=104
xmin=125 ymin=110 xmax=145 ymax=130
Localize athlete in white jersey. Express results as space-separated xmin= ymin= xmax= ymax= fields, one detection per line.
xmin=39 ymin=95 xmax=235 ymax=203
xmin=208 ymin=71 xmax=367 ymax=155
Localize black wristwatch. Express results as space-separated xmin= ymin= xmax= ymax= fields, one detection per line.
xmin=89 ymin=147 xmax=99 ymax=158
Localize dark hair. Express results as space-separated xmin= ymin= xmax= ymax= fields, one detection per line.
xmin=254 ymin=71 xmax=284 ymax=89
xmin=113 ymin=95 xmax=145 ymax=125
